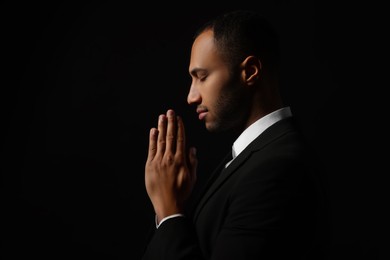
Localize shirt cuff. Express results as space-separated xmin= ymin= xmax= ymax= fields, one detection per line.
xmin=155 ymin=213 xmax=185 ymax=229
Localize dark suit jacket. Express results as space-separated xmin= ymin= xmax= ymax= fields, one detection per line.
xmin=142 ymin=117 xmax=328 ymax=260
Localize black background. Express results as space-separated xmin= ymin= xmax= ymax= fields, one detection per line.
xmin=2 ymin=1 xmax=387 ymax=259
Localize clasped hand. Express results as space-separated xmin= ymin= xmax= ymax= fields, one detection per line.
xmin=145 ymin=109 xmax=198 ymax=224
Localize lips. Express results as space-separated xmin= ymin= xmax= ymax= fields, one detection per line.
xmin=198 ymin=111 xmax=207 ymax=120
xmin=196 ymin=108 xmax=208 ymax=121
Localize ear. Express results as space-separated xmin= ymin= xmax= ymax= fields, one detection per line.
xmin=240 ymin=56 xmax=262 ymax=86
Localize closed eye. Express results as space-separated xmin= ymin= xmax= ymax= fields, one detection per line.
xmin=190 ymin=68 xmax=208 ymax=81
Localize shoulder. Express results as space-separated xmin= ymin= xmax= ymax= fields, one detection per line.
xmin=232 ymin=117 xmax=315 ymax=184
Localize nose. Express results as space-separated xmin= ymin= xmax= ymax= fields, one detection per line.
xmin=187 ymin=83 xmax=201 ymax=105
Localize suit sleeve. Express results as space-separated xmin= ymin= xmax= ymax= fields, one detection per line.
xmin=141 ymin=216 xmax=204 ymax=260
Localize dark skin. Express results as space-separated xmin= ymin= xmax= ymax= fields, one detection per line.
xmin=145 ymin=29 xmax=282 ymax=224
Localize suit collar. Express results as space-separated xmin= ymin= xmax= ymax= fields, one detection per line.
xmin=233 ymin=107 xmax=292 ymax=160
xmin=192 ymin=117 xmax=297 ymax=221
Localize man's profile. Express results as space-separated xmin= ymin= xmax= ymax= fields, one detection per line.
xmin=142 ymin=9 xmax=327 ymax=259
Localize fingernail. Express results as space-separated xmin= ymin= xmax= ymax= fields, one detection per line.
xmin=167 ymin=109 xmax=174 ymax=117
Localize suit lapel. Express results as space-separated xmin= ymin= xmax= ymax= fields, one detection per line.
xmin=192 ymin=147 xmax=253 ymax=221
xmin=188 ymin=152 xmax=231 ymax=216
xmin=192 ymin=117 xmax=296 ymax=222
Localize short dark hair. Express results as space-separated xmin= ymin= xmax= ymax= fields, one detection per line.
xmin=194 ymin=10 xmax=280 ymax=74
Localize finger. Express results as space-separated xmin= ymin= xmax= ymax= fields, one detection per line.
xmin=157 ymin=114 xmax=167 ymax=156
xmin=175 ymin=115 xmax=186 ymax=158
xmin=165 ymin=109 xmax=176 ymax=155
xmin=147 ymin=128 xmax=158 ymax=162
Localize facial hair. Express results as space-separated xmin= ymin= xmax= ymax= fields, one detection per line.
xmin=208 ymin=80 xmax=249 ymax=134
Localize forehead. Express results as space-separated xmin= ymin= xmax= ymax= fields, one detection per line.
xmin=192 ymin=29 xmax=215 ymax=54
xmin=189 ymin=29 xmax=223 ymax=72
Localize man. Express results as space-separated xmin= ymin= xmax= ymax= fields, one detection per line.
xmin=143 ymin=10 xmax=326 ymax=259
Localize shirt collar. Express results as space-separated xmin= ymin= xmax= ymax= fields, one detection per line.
xmin=232 ymin=106 xmax=292 ymax=159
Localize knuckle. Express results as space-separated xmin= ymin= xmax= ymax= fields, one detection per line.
xmin=166 ymin=134 xmax=175 ymax=141
xmin=164 ymin=154 xmax=174 ymax=163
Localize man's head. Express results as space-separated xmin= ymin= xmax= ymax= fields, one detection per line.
xmin=187 ymin=10 xmax=282 ymax=134
xmin=194 ymin=10 xmax=280 ymax=76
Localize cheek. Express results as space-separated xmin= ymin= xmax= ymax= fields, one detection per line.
xmin=204 ymin=73 xmax=231 ymax=102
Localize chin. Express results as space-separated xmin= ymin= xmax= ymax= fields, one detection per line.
xmin=205 ymin=122 xmax=216 ymax=133
xmin=205 ymin=121 xmax=223 ymax=133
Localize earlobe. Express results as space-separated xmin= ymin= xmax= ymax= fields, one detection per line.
xmin=241 ymin=56 xmax=261 ymax=85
